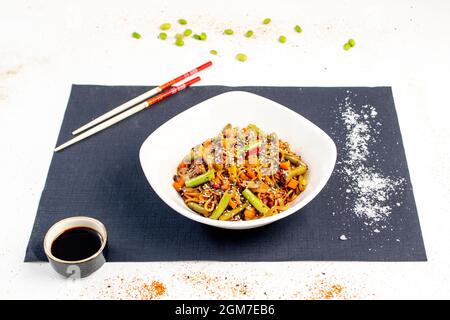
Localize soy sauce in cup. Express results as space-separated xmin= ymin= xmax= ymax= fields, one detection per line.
xmin=44 ymin=216 xmax=107 ymax=278
xmin=51 ymin=227 xmax=102 ymax=261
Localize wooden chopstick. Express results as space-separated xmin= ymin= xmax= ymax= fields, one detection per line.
xmin=71 ymin=61 xmax=212 ymax=135
xmin=54 ymin=76 xmax=201 ymax=152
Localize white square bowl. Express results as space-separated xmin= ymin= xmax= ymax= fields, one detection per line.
xmin=140 ymin=91 xmax=336 ymax=229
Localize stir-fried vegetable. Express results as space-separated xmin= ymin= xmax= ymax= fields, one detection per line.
xmin=209 ymin=192 xmax=233 ymax=219
xmin=219 ymin=203 xmax=249 ymax=221
xmin=187 ymin=202 xmax=209 ymax=216
xmin=185 ymin=170 xmax=215 ymax=187
xmin=242 ymin=188 xmax=270 ymax=215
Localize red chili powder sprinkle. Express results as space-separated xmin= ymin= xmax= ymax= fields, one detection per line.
xmin=98 ymin=277 xmax=167 ymax=300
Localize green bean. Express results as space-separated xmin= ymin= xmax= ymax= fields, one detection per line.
xmin=178 ymin=19 xmax=188 ymax=25
xmin=348 ymin=38 xmax=356 ymax=47
xmin=245 ymin=30 xmax=254 ymax=38
xmin=343 ymin=42 xmax=351 ymax=51
xmin=278 ymin=35 xmax=287 ymax=43
xmin=219 ymin=203 xmax=249 ymax=221
xmin=184 ymin=29 xmax=192 ymax=37
xmin=284 ymin=154 xmax=302 ymax=166
xmin=200 ymin=32 xmax=207 ymax=40
xmin=193 ymin=34 xmax=201 ymax=40
xmin=160 ymin=23 xmax=171 ymax=30
xmin=187 ymin=202 xmax=209 ymax=216
xmin=263 ymin=18 xmax=271 ymax=25
xmin=185 ymin=170 xmax=215 ymax=187
xmin=224 ymin=29 xmax=234 ymax=35
xmin=210 ymin=49 xmax=218 ymax=55
xmin=175 ymin=33 xmax=184 ymax=40
xmin=158 ymin=32 xmax=167 ymax=40
xmin=242 ymin=189 xmax=269 ymax=215
xmin=132 ymin=32 xmax=141 ymax=39
xmin=286 ymin=165 xmax=307 ymax=181
xmin=294 ymin=25 xmax=303 ymax=33
xmin=210 ymin=192 xmax=233 ymax=220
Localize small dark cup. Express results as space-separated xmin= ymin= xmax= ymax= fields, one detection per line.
xmin=43 ymin=216 xmax=107 ymax=278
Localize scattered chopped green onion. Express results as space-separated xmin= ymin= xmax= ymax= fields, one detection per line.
xmin=175 ymin=38 xmax=184 ymax=46
xmin=178 ymin=19 xmax=188 ymax=25
xmin=158 ymin=32 xmax=167 ymax=40
xmin=224 ymin=28 xmax=234 ymax=35
xmin=183 ymin=29 xmax=192 ymax=36
xmin=279 ymin=35 xmax=287 ymax=43
xmin=160 ymin=23 xmax=171 ymax=30
xmin=343 ymin=42 xmax=351 ymax=50
xmin=193 ymin=34 xmax=201 ymax=40
xmin=294 ymin=25 xmax=303 ymax=33
xmin=175 ymin=33 xmax=184 ymax=40
xmin=348 ymin=38 xmax=356 ymax=47
xmin=200 ymin=32 xmax=207 ymax=40
xmin=236 ymin=53 xmax=248 ymax=62
xmin=263 ymin=18 xmax=271 ymax=25
xmin=132 ymin=32 xmax=141 ymax=39
xmin=244 ymin=30 xmax=254 ymax=38
xmin=210 ymin=49 xmax=218 ymax=55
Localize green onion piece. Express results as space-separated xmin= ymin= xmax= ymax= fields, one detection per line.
xmin=279 ymin=35 xmax=287 ymax=43
xmin=200 ymin=32 xmax=207 ymax=40
xmin=242 ymin=189 xmax=269 ymax=215
xmin=187 ymin=202 xmax=209 ymax=216
xmin=343 ymin=42 xmax=351 ymax=50
xmin=209 ymin=192 xmax=233 ymax=220
xmin=263 ymin=18 xmax=271 ymax=25
xmin=193 ymin=34 xmax=201 ymax=40
xmin=210 ymin=49 xmax=218 ymax=55
xmin=294 ymin=25 xmax=303 ymax=33
xmin=183 ymin=29 xmax=192 ymax=37
xmin=158 ymin=32 xmax=167 ymax=40
xmin=132 ymin=32 xmax=141 ymax=39
xmin=348 ymin=38 xmax=356 ymax=47
xmin=185 ymin=170 xmax=215 ymax=187
xmin=160 ymin=23 xmax=171 ymax=30
xmin=178 ymin=19 xmax=188 ymax=25
xmin=175 ymin=38 xmax=185 ymax=46
xmin=236 ymin=53 xmax=248 ymax=62
xmin=244 ymin=30 xmax=254 ymax=38
xmin=224 ymin=29 xmax=234 ymax=35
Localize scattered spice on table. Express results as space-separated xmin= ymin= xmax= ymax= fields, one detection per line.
xmin=97 ymin=276 xmax=167 ymax=300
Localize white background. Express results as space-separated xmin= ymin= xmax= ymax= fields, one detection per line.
xmin=1 ymin=0 xmax=449 ymax=299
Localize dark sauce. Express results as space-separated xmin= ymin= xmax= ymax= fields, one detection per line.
xmin=51 ymin=227 xmax=102 ymax=261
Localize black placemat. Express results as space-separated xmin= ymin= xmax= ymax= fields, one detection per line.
xmin=25 ymin=85 xmax=426 ymax=262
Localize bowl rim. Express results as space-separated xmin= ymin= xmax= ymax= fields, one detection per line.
xmin=139 ymin=90 xmax=337 ymax=229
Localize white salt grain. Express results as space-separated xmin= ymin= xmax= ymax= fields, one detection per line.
xmin=339 ymin=235 xmax=348 ymax=241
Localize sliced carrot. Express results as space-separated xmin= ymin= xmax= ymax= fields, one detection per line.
xmin=173 ymin=180 xmax=184 ymax=191
xmin=244 ymin=207 xmax=256 ymax=220
xmin=239 ymin=172 xmax=249 ymax=180
xmin=221 ymin=180 xmax=230 ymax=190
xmin=287 ymin=179 xmax=298 ymax=189
xmin=228 ymin=199 xmax=237 ymax=209
xmin=280 ymin=161 xmax=290 ymax=170
xmin=246 ymin=169 xmax=256 ymax=179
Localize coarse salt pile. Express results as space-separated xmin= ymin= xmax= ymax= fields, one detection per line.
xmin=338 ymin=95 xmax=405 ymax=224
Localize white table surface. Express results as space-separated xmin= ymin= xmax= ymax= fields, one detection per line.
xmin=1 ymin=0 xmax=449 ymax=299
